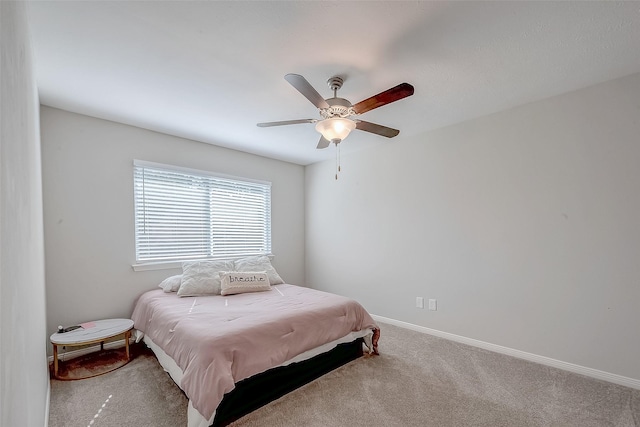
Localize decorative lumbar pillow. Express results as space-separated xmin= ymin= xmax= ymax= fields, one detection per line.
xmin=233 ymin=255 xmax=284 ymax=285
xmin=158 ymin=274 xmax=182 ymax=293
xmin=219 ymin=271 xmax=271 ymax=296
xmin=177 ymin=260 xmax=235 ymax=297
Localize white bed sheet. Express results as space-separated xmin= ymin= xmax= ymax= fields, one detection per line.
xmin=142 ymin=329 xmax=373 ymax=427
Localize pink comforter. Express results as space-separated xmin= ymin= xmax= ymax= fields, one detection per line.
xmin=131 ymin=284 xmax=379 ymax=420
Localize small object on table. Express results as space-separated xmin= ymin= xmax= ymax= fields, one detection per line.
xmin=57 ymin=325 xmax=81 ymax=333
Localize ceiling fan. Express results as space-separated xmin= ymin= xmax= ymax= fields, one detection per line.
xmin=257 ymin=74 xmax=414 ymax=149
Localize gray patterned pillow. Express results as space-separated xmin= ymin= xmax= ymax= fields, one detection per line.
xmin=233 ymin=256 xmax=284 ymax=285
xmin=158 ymin=274 xmax=182 ymax=292
xmin=178 ymin=260 xmax=234 ymax=297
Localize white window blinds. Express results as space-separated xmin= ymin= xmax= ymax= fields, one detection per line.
xmin=133 ymin=161 xmax=271 ymax=263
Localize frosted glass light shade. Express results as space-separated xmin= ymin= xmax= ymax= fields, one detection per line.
xmin=315 ymin=118 xmax=356 ymax=142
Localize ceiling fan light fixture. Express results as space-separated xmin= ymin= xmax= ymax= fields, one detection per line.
xmin=315 ymin=117 xmax=356 ymax=143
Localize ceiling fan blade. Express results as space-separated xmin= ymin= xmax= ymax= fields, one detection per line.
xmin=284 ymin=74 xmax=330 ymax=109
xmin=316 ymin=136 xmax=330 ymax=149
xmin=352 ymin=83 xmax=414 ymax=114
xmin=257 ymin=119 xmax=317 ymax=127
xmin=355 ymin=120 xmax=400 ymax=138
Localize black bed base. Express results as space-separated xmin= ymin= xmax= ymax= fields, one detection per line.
xmin=211 ymin=338 xmax=364 ymax=426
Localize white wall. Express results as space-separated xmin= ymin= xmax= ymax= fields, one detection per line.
xmin=0 ymin=2 xmax=50 ymax=426
xmin=306 ymin=72 xmax=640 ymax=382
xmin=40 ymin=107 xmax=305 ymax=348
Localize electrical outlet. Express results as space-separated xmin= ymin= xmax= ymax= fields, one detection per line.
xmin=416 ymin=297 xmax=424 ymax=309
xmin=428 ymin=299 xmax=437 ymax=311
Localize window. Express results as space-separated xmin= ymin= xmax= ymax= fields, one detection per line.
xmin=133 ymin=160 xmax=271 ymax=264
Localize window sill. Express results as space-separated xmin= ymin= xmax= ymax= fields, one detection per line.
xmin=132 ymin=261 xmax=182 ymax=272
xmin=132 ymin=254 xmax=274 ymax=272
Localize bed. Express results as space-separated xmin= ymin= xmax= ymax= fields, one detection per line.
xmin=131 ymin=282 xmax=379 ymax=427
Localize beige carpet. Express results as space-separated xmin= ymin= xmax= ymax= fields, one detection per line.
xmin=49 ymin=322 xmax=640 ymax=426
xmin=49 ymin=344 xmax=187 ymax=427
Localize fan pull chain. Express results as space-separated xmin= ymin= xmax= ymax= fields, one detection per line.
xmin=335 ymin=146 xmax=338 ymax=180
xmin=335 ymin=142 xmax=341 ymax=180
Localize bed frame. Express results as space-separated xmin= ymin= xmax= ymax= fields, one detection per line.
xmin=212 ymin=338 xmax=364 ymax=426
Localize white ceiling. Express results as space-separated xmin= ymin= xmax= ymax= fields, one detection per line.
xmin=27 ymin=1 xmax=640 ymax=165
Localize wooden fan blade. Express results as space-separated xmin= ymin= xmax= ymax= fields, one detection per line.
xmin=316 ymin=136 xmax=330 ymax=149
xmin=355 ymin=120 xmax=400 ymax=138
xmin=257 ymin=119 xmax=316 ymax=127
xmin=284 ymin=74 xmax=330 ymax=109
xmin=352 ymin=83 xmax=414 ymax=114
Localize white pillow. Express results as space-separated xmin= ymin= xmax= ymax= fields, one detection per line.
xmin=219 ymin=271 xmax=271 ymax=296
xmin=177 ymin=260 xmax=235 ymax=297
xmin=158 ymin=274 xmax=182 ymax=293
xmin=233 ymin=255 xmax=284 ymax=285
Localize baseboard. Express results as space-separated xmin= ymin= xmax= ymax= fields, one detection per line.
xmin=44 ymin=379 xmax=50 ymax=427
xmin=372 ymin=314 xmax=640 ymax=391
xmin=47 ymin=337 xmax=133 ymax=363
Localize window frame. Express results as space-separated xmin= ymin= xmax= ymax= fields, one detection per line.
xmin=132 ymin=160 xmax=272 ymax=271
